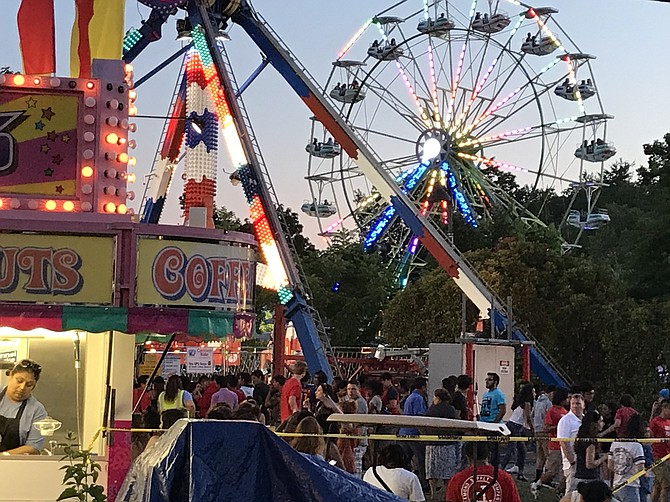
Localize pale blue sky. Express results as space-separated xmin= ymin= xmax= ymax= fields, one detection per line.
xmin=1 ymin=1 xmax=668 ymax=243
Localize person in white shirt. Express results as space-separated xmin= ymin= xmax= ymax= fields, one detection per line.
xmin=609 ymin=413 xmax=645 ymax=502
xmin=557 ymin=393 xmax=585 ymax=495
xmin=533 ymin=384 xmax=555 ymax=482
xmin=364 ymin=444 xmax=425 ymax=501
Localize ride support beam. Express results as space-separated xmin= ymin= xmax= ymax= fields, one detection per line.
xmin=273 ymin=304 xmax=286 ymax=376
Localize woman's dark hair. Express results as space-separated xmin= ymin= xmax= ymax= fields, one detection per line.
xmin=240 ymin=372 xmax=252 ymax=385
xmin=234 ymin=402 xmax=262 ymax=421
xmin=552 ymin=387 xmax=569 ymax=406
xmin=378 ymin=444 xmax=407 ymax=469
xmin=291 ymin=416 xmax=325 ymax=456
xmin=624 ymin=413 xmax=643 ymax=439
xmin=144 ymin=409 xmax=161 ymax=429
xmin=577 ymin=480 xmax=612 ymax=502
xmin=314 ymin=370 xmax=328 ymax=386
xmin=207 ymin=403 xmax=232 ymax=420
xmin=577 ymin=411 xmax=602 ymax=438
xmin=272 ymin=375 xmax=286 ymax=386
xmin=620 ymin=394 xmax=634 ymax=408
xmin=164 ymin=375 xmax=182 ymax=402
xmin=367 ymin=379 xmax=383 ymax=397
xmin=227 ymin=374 xmax=239 ymax=388
xmin=161 ymin=408 xmax=186 ymax=429
xmin=9 ymin=359 xmax=42 ymax=382
xmin=434 ymin=388 xmax=451 ymax=404
xmin=512 ymin=382 xmax=534 ymax=410
xmin=442 ymin=375 xmax=457 ymax=397
xmin=278 ymin=410 xmax=313 ymax=433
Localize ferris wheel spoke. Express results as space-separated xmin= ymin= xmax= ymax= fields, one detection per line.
xmin=360 ymin=77 xmax=427 ymax=131
xmin=451 ymin=14 xmax=526 ymax=133
xmin=457 ymin=152 xmax=578 ymax=184
xmin=464 ymin=56 xmax=560 ymax=138
xmin=474 ymin=78 xmax=561 ymax=138
xmin=446 ymin=0 xmax=479 ymax=124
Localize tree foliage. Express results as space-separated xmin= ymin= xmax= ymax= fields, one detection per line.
xmin=383 ymin=133 xmax=670 ymax=406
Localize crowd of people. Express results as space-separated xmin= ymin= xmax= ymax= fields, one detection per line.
xmin=130 ymin=363 xmax=670 ymax=502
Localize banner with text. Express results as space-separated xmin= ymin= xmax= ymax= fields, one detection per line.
xmin=186 ymin=347 xmax=214 ymax=374
xmin=136 ymin=238 xmax=256 ymax=309
xmin=0 ymin=233 xmax=114 ymax=304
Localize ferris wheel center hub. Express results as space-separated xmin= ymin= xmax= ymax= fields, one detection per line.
xmin=417 ymin=129 xmax=452 ymax=164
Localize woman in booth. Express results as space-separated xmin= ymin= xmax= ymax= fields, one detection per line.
xmin=0 ymin=359 xmax=47 ymax=455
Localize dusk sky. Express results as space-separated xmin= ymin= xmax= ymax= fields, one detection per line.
xmin=1 ymin=0 xmax=668 ymax=244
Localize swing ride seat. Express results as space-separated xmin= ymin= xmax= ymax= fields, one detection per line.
xmin=574 ymin=141 xmax=616 ymax=162
xmin=301 ymin=201 xmax=337 ymax=217
xmin=417 ymin=16 xmax=456 ymax=35
xmin=471 ymin=13 xmax=511 ymax=34
xmin=305 ymin=142 xmax=342 ymax=159
xmin=567 ymin=209 xmax=611 ymax=230
xmin=521 ymin=37 xmax=558 ymax=56
xmin=330 ymin=86 xmax=366 ymax=104
xmin=367 ymin=44 xmax=404 ymax=61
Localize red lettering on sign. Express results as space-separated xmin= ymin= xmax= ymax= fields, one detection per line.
xmin=226 ymin=260 xmax=240 ymax=300
xmin=152 ymin=247 xmax=185 ymax=300
xmin=0 ymin=248 xmax=19 ymax=293
xmin=0 ymin=246 xmax=83 ymax=296
xmin=151 ymin=247 xmax=254 ymax=306
xmin=208 ymin=258 xmax=228 ymax=301
xmin=184 ymin=255 xmax=209 ymax=301
xmin=52 ymin=248 xmax=83 ymax=295
xmin=17 ymin=248 xmax=52 ymax=293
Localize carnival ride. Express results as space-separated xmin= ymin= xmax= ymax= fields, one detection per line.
xmin=303 ymin=0 xmax=616 ymax=283
xmin=122 ymin=0 xmax=624 ymax=387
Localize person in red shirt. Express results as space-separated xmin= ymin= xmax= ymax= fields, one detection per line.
xmin=531 ymin=387 xmax=569 ymax=495
xmin=227 ymin=374 xmax=246 ymax=404
xmin=446 ymin=441 xmax=521 ymax=502
xmin=132 ymin=375 xmax=152 ymax=414
xmin=197 ymin=377 xmax=220 ymax=418
xmin=280 ymin=361 xmax=307 ymax=423
xmin=650 ymin=399 xmax=670 ymax=502
xmin=601 ymin=393 xmax=638 ymax=438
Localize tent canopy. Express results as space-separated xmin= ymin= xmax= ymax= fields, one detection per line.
xmin=118 ymin=420 xmax=404 ymax=502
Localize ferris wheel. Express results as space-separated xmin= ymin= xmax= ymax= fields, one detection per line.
xmin=303 ymin=0 xmax=615 ymax=282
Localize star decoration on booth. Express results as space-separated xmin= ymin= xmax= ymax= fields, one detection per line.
xmin=35 ymin=120 xmax=45 ymax=130
xmin=44 ymin=167 xmax=54 ymax=177
xmin=26 ymin=97 xmax=37 ymax=108
xmin=41 ymin=107 xmax=55 ymax=121
xmin=61 ymin=134 xmax=71 ymax=143
xmin=51 ymin=154 xmax=63 ymax=165
xmin=46 ymin=130 xmax=58 ymax=142
xmin=40 ymin=143 xmax=50 ymax=154
xmin=55 ymin=185 xmax=64 ymax=194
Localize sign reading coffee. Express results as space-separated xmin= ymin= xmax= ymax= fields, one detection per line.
xmin=136 ymin=238 xmax=256 ymax=310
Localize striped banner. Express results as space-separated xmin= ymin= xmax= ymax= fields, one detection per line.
xmin=70 ymin=0 xmax=126 ymax=78
xmin=17 ymin=0 xmax=56 ymax=75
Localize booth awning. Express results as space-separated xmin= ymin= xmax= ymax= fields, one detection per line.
xmin=0 ymin=304 xmax=254 ymax=340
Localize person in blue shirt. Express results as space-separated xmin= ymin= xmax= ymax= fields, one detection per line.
xmin=399 ymin=377 xmax=429 ymax=490
xmin=479 ymin=372 xmax=507 ymax=423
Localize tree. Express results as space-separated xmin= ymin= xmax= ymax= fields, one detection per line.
xmin=382 ymin=268 xmax=464 ymax=347
xmin=212 ymin=206 xmax=254 ymax=233
xmin=304 ymin=234 xmax=395 ymax=346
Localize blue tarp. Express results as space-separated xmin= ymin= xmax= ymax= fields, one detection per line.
xmin=117 ymin=420 xmax=405 ymax=502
